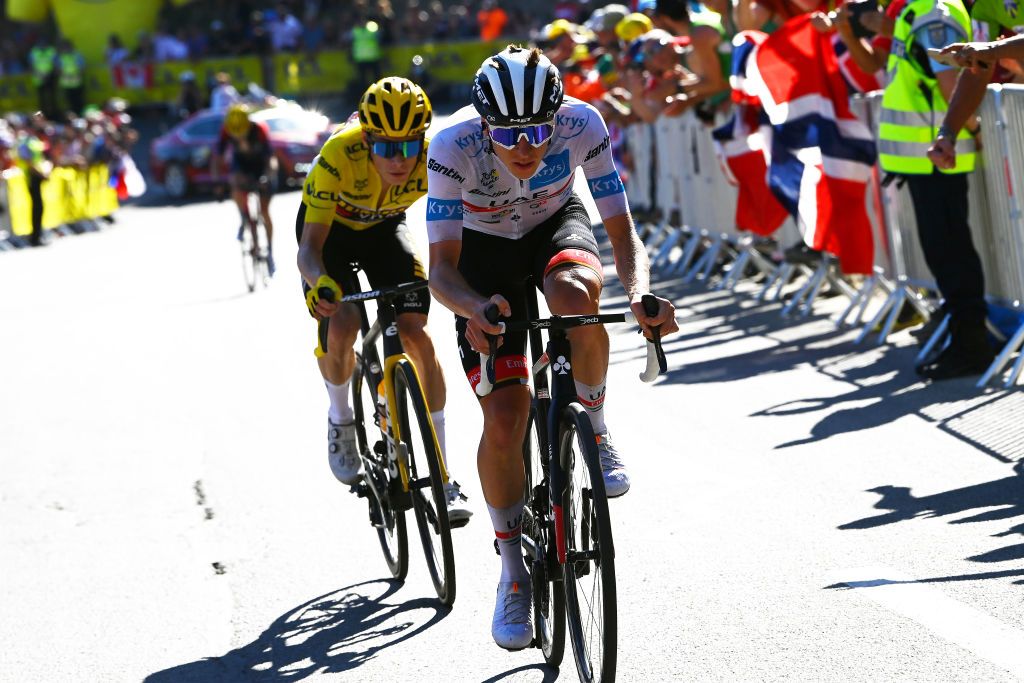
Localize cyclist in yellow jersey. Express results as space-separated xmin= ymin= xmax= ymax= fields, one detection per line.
xmin=297 ymin=77 xmax=471 ymax=525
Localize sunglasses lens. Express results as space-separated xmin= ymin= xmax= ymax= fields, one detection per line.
xmin=489 ymin=124 xmax=554 ymax=149
xmin=371 ymin=139 xmax=422 ymax=158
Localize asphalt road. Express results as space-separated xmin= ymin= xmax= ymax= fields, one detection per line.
xmin=2 ymin=179 xmax=1023 ymax=682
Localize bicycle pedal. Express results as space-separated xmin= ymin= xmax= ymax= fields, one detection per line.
xmin=449 ymin=516 xmax=471 ymax=530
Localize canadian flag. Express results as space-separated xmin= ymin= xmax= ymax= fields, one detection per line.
xmin=111 ymin=62 xmax=154 ymax=90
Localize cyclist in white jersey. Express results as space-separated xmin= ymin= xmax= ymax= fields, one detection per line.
xmin=426 ymin=45 xmax=678 ymax=651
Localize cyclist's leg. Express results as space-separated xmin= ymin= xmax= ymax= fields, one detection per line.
xmin=296 ymin=203 xmax=363 ymax=482
xmin=230 ymin=173 xmax=251 ymax=238
xmin=534 ymin=195 xmax=628 ymax=494
xmin=257 ymin=175 xmax=275 ymax=274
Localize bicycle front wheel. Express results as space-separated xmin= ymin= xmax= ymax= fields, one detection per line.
xmin=394 ymin=360 xmax=456 ymax=606
xmin=523 ymin=403 xmax=565 ymax=666
xmin=352 ymin=358 xmax=408 ymax=580
xmin=240 ymin=222 xmax=257 ymax=292
xmin=559 ymin=403 xmax=617 ymax=683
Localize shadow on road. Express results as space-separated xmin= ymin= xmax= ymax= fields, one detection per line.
xmin=836 ymin=462 xmax=1024 ymax=585
xmin=480 ymin=663 xmax=561 ymax=682
xmin=144 ymin=579 xmax=449 ymax=682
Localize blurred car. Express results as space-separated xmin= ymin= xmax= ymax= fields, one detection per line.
xmin=150 ymin=102 xmax=333 ymax=199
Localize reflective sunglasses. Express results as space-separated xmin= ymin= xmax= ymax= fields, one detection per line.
xmin=487 ymin=123 xmax=555 ymax=150
xmin=368 ymin=137 xmax=423 ymax=159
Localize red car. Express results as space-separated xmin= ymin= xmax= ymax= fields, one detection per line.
xmin=150 ymin=103 xmax=333 ymax=199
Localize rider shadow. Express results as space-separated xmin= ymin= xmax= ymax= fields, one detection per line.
xmin=837 ymin=462 xmax=1024 ymax=585
xmin=145 ymin=580 xmax=449 ymax=682
xmin=480 ymin=663 xmax=561 ymax=682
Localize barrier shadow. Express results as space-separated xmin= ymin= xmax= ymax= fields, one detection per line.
xmin=838 ymin=462 xmax=1024 ymax=585
xmin=144 ymin=579 xmax=449 ymax=682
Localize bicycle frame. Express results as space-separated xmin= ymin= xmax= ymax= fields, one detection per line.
xmin=337 ymin=281 xmax=449 ymax=497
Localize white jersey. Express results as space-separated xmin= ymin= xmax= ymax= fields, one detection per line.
xmin=425 ymin=97 xmax=629 ymax=243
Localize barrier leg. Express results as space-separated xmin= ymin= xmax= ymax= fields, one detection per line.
xmin=876 ymin=291 xmax=907 ymax=343
xmin=781 ymin=263 xmax=822 ymax=317
xmin=717 ymin=249 xmax=750 ymax=290
xmin=670 ymin=232 xmax=703 ymax=277
xmin=856 ymin=285 xmax=902 ymax=344
xmin=683 ymin=234 xmax=721 ymax=284
xmin=837 ymin=274 xmax=876 ymax=327
xmin=797 ymin=263 xmax=832 ymax=318
xmin=652 ymin=229 xmax=684 ymax=270
xmin=915 ymin=313 xmax=951 ymax=365
xmin=976 ymin=321 xmax=1024 ymax=388
xmin=695 ymin=235 xmax=727 ymax=282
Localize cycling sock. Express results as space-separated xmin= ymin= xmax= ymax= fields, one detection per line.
xmin=325 ymin=378 xmax=354 ymax=424
xmin=430 ymin=409 xmax=446 ymax=459
xmin=487 ymin=498 xmax=529 ymax=582
xmin=575 ymin=378 xmax=607 ymax=434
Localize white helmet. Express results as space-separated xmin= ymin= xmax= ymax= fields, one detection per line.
xmin=472 ymin=46 xmax=564 ymax=126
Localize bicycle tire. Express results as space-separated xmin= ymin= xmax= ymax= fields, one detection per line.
xmin=559 ymin=403 xmax=617 ymax=683
xmin=394 ymin=360 xmax=456 ymax=606
xmin=352 ymin=357 xmax=408 ymax=580
xmin=523 ymin=404 xmax=566 ymax=666
xmin=240 ymin=222 xmax=257 ymax=292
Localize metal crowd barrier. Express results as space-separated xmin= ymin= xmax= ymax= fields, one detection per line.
xmin=630 ymin=85 xmax=1024 ymax=388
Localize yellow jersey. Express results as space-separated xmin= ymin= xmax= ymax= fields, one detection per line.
xmin=302 ymin=121 xmax=430 ymax=231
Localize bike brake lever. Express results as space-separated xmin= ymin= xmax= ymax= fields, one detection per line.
xmin=476 ymin=303 xmax=504 ymax=397
xmin=316 ymin=287 xmax=336 ymax=358
xmin=639 ymin=294 xmax=667 ymax=382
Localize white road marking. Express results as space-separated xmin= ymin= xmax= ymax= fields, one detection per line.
xmin=830 ymin=565 xmax=1024 ymax=678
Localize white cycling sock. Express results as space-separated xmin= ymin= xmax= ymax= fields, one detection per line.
xmin=575 ymin=378 xmax=607 ymax=434
xmin=487 ymin=498 xmax=529 ymax=582
xmin=325 ymin=378 xmax=354 ymax=424
xmin=430 ymin=409 xmax=446 ymax=459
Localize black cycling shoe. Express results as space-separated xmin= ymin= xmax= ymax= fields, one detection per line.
xmin=916 ymin=343 xmax=995 ymax=381
xmin=783 ymin=242 xmax=824 ymax=266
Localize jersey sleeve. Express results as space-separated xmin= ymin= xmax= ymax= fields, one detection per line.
xmin=425 ymin=137 xmax=467 ymax=243
xmin=577 ymin=105 xmax=628 ymax=220
xmin=301 ymin=147 xmax=344 ymax=225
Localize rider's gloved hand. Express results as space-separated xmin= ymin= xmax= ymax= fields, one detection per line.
xmin=305 ymin=275 xmax=342 ymax=319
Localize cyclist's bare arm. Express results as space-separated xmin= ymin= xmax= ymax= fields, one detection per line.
xmin=428 ymin=239 xmax=506 ymax=353
xmin=297 ymin=220 xmax=339 ymax=318
xmin=603 ymin=212 xmax=679 ymax=336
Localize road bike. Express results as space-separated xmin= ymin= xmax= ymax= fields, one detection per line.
xmin=239 ymin=188 xmax=271 ymax=292
xmin=317 ymin=279 xmax=457 ymax=606
xmin=478 ymin=291 xmax=666 ymax=682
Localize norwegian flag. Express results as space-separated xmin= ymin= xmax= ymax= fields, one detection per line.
xmin=746 ymin=15 xmax=877 ymax=275
xmin=713 ymin=31 xmax=790 ymax=236
xmin=110 ymin=62 xmax=154 ymax=90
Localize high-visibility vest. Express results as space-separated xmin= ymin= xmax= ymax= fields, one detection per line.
xmin=878 ymin=0 xmax=975 ymax=174
xmin=29 ymin=46 xmax=57 ymax=85
xmin=352 ymin=23 xmax=381 ymax=63
xmin=59 ymin=52 xmax=83 ymax=88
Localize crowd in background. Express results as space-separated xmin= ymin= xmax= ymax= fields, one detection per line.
xmin=0 ymin=0 xmax=536 ymax=75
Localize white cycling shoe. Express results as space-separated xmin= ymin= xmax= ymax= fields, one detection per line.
xmin=444 ymin=480 xmax=473 ymax=527
xmin=327 ymin=418 xmax=361 ymax=484
xmin=595 ymin=430 xmax=630 ymax=498
xmin=492 ymin=579 xmax=534 ymax=651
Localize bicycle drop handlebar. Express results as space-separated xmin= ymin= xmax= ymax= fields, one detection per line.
xmin=475 ymin=294 xmax=668 ymax=397
xmin=316 ymin=280 xmax=429 ymax=357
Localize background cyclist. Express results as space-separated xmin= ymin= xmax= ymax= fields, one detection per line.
xmin=214 ymin=103 xmax=277 ymax=276
xmin=297 ymin=77 xmax=472 ymax=526
xmin=425 ymin=46 xmax=678 ymax=651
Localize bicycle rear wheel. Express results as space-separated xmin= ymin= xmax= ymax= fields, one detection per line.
xmin=394 ymin=360 xmax=456 ymax=606
xmin=352 ymin=358 xmax=408 ymax=580
xmin=559 ymin=403 xmax=617 ymax=682
xmin=240 ymin=221 xmax=257 ymax=292
xmin=523 ymin=403 xmax=565 ymax=666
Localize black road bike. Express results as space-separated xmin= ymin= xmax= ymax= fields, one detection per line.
xmin=478 ymin=291 xmax=666 ymax=682
xmin=318 ymin=279 xmax=457 ymax=606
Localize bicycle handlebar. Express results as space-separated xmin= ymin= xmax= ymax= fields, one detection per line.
xmin=316 ymin=280 xmax=430 ymax=358
xmin=475 ymin=295 xmax=668 ymax=397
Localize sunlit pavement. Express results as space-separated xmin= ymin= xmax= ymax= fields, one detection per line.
xmin=2 ymin=175 xmax=1023 ymax=681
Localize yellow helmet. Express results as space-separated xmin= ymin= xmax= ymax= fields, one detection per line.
xmin=358 ymin=77 xmax=432 ymax=138
xmin=616 ymin=13 xmax=653 ymax=42
xmin=224 ymin=104 xmax=252 ymax=138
